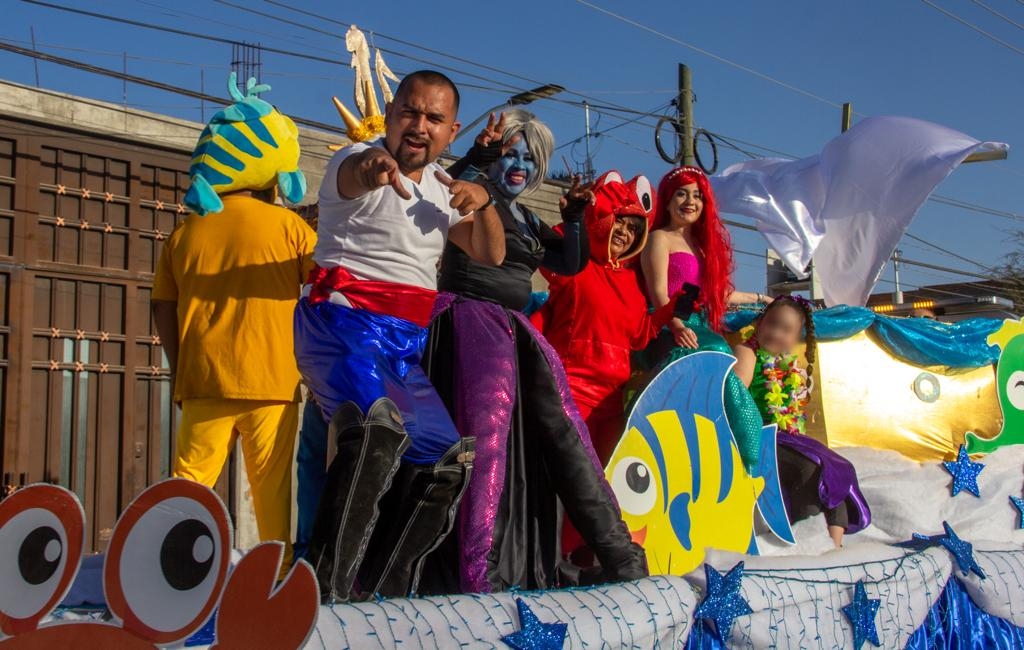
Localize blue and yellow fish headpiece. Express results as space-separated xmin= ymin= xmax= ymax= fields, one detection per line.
xmin=184 ymin=73 xmax=307 ymax=216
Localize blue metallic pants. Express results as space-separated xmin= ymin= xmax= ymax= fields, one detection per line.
xmin=294 ymin=297 xmax=460 ymax=466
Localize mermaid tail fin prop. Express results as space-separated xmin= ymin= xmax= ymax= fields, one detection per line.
xmin=752 ymin=423 xmax=795 ymax=547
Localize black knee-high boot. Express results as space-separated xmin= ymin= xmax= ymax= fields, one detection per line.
xmin=308 ymin=398 xmax=410 ymax=603
xmin=358 ymin=437 xmax=476 ymax=599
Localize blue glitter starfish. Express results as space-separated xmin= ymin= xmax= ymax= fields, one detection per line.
xmin=942 ymin=445 xmax=984 ymax=497
xmin=841 ymin=581 xmax=881 ymax=650
xmin=501 ymin=598 xmax=568 ymax=650
xmin=937 ymin=521 xmax=986 ymax=579
xmin=694 ymin=562 xmax=753 ymax=642
xmin=1011 ymin=495 xmax=1024 ymax=529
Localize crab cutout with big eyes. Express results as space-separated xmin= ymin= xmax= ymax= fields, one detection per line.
xmin=0 ymin=479 xmax=319 ymax=649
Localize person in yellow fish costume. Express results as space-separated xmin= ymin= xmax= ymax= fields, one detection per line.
xmin=153 ymin=73 xmax=316 ymax=574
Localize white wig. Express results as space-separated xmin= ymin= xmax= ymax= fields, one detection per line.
xmin=499 ymin=108 xmax=554 ymax=197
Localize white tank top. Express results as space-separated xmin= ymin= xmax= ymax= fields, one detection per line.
xmin=314 ymin=140 xmax=465 ymax=289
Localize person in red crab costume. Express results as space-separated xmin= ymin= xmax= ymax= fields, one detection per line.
xmin=531 ymin=171 xmax=691 ymax=465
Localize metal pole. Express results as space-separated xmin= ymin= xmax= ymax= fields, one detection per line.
xmin=807 ymin=101 xmax=853 ymax=301
xmin=679 ymin=64 xmax=695 ymax=166
xmin=29 ymin=26 xmax=40 ymax=87
xmin=893 ymin=248 xmax=904 ymax=304
xmin=583 ymin=101 xmax=594 ymax=181
xmin=200 ymin=68 xmax=205 ymax=123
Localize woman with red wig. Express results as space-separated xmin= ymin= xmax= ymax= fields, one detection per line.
xmin=640 ymin=166 xmax=771 ymax=471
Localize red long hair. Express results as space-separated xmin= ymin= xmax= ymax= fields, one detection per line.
xmin=655 ymin=167 xmax=734 ymax=332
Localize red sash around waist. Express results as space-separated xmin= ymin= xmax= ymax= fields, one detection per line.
xmin=306 ymin=265 xmax=437 ymax=328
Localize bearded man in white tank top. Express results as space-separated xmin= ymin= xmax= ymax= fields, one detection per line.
xmin=294 ymin=70 xmax=505 ymax=603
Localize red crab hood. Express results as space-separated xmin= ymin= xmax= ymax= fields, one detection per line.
xmin=585 ymin=171 xmax=656 ymax=268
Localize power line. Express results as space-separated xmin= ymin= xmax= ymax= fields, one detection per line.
xmin=927 ymin=194 xmax=1024 ymax=223
xmin=211 ymin=0 xmax=536 ymax=96
xmin=19 ymin=0 xmax=687 ymax=143
xmin=19 ymin=0 xmax=347 ymax=67
xmin=260 ymin=0 xmax=673 ymax=120
xmin=970 ymin=0 xmax=1024 ymax=31
xmin=0 ymin=41 xmax=347 ymax=135
xmin=919 ymin=0 xmax=1024 ymax=56
xmin=0 ymin=36 xmax=349 ymax=81
xmin=903 ymin=232 xmax=1000 ymax=274
xmin=896 ymin=255 xmax=993 ymax=280
xmin=575 ymin=0 xmax=852 ymax=111
xmin=554 ymin=100 xmax=670 ymax=152
xmin=14 ymin=0 xmax=1018 ymax=269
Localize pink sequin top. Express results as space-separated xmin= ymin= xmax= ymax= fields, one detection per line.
xmin=667 ymin=251 xmax=703 ymax=295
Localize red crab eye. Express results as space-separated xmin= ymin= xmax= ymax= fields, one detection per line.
xmin=104 ymin=479 xmax=231 ymax=645
xmin=631 ymin=175 xmax=655 ymax=215
xmin=596 ymin=170 xmax=624 ymax=187
xmin=0 ymin=485 xmax=84 ymax=635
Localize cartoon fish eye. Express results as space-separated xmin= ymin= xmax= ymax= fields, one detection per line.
xmin=0 ymin=486 xmax=84 ymax=635
xmin=610 ymin=456 xmax=658 ymax=516
xmin=1007 ymin=370 xmax=1024 ymax=411
xmin=104 ymin=479 xmax=231 ymax=645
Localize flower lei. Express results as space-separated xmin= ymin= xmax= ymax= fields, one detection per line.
xmin=758 ymin=350 xmax=810 ymax=435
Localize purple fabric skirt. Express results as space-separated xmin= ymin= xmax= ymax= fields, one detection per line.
xmin=426 ymin=293 xmax=616 ymax=593
xmin=777 ymin=433 xmax=872 ymax=534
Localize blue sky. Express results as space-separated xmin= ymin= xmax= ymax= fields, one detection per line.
xmin=3 ymin=0 xmax=1022 ymax=295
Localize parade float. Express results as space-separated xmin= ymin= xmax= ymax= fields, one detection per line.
xmin=2 ymin=27 xmax=1021 ymax=650
xmin=3 ymin=316 xmax=1021 ymax=648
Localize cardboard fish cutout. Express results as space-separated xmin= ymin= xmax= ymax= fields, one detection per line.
xmin=606 ymin=351 xmax=792 ymax=575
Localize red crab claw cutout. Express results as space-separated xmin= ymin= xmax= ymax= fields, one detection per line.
xmin=212 ymin=542 xmax=319 ymax=650
xmin=0 ymin=484 xmax=84 ymax=636
xmin=103 ymin=478 xmax=232 ymax=646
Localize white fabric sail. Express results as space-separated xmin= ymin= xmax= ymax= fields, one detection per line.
xmin=712 ymin=117 xmax=1008 ymax=306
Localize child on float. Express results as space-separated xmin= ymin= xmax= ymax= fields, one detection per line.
xmin=733 ymin=296 xmax=871 ymax=548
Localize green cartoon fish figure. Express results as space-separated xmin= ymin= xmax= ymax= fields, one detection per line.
xmin=967 ymin=317 xmax=1024 ymax=454
xmin=605 ymin=351 xmax=792 ymax=576
xmin=184 ymin=73 xmax=306 ymax=216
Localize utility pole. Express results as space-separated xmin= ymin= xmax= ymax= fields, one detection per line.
xmin=200 ymin=68 xmax=206 ymax=123
xmin=805 ymin=102 xmax=853 ymax=301
xmin=29 ymin=26 xmax=40 ymax=87
xmin=583 ymin=101 xmax=594 ymax=182
xmin=893 ymin=248 xmax=904 ymax=305
xmin=678 ymin=63 xmax=695 ymax=167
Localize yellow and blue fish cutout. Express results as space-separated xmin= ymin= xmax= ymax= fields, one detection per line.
xmin=606 ymin=351 xmax=793 ymax=576
xmin=184 ymin=73 xmax=306 ymax=216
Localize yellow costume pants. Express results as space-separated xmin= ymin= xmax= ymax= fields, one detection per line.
xmin=173 ymin=398 xmax=298 ymax=571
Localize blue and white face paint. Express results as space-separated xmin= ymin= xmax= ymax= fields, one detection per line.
xmin=489 ymin=134 xmax=536 ymax=199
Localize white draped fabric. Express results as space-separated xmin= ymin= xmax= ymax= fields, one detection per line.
xmin=711 ymin=117 xmax=1008 ymax=306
